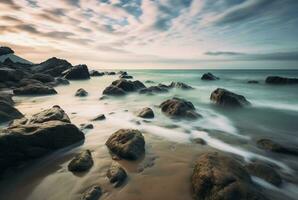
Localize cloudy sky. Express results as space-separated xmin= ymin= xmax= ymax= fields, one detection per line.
xmin=1 ymin=0 xmax=298 ymax=69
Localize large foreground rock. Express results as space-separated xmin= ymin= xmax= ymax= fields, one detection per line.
xmin=63 ymin=64 xmax=90 ymax=80
xmin=265 ymin=76 xmax=298 ymax=84
xmin=191 ymin=153 xmax=267 ymax=200
xmin=201 ymin=73 xmax=219 ymax=80
xmin=257 ymin=138 xmax=298 ymax=156
xmin=106 ymin=129 xmax=145 ymax=160
xmin=107 ymin=162 xmax=127 ymax=187
xmin=68 ymin=150 xmax=93 ymax=172
xmin=0 ymin=101 xmax=23 ymax=123
xmin=210 ymin=88 xmax=250 ymax=107
xmin=28 ymin=105 xmax=71 ymax=124
xmin=160 ymin=97 xmax=201 ymax=119
xmin=13 ymin=83 xmax=57 ymax=95
xmin=0 ymin=120 xmax=84 ymax=172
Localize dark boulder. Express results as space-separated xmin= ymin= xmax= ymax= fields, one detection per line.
xmin=75 ymin=88 xmax=88 ymax=97
xmin=103 ymin=85 xmax=126 ymax=96
xmin=0 ymin=67 xmax=26 ymax=83
xmin=18 ymin=78 xmax=43 ymax=87
xmin=210 ymin=88 xmax=250 ymax=107
xmin=105 ymin=129 xmax=145 ymax=160
xmin=0 ymin=120 xmax=84 ymax=172
xmin=247 ymin=80 xmax=259 ymax=84
xmin=31 ymin=73 xmax=55 ymax=83
xmin=81 ymin=186 xmax=102 ymax=200
xmin=89 ymin=70 xmax=104 ymax=77
xmin=32 ymin=57 xmax=72 ymax=77
xmin=0 ymin=93 xmax=14 ymax=106
xmin=107 ymin=162 xmax=127 ymax=187
xmin=55 ymin=77 xmax=70 ymax=85
xmin=91 ymin=114 xmax=106 ymax=121
xmin=265 ymin=76 xmax=298 ymax=84
xmin=80 ymin=123 xmax=94 ymax=130
xmin=105 ymin=72 xmax=116 ymax=75
xmin=120 ymin=75 xmax=133 ymax=79
xmin=160 ymin=97 xmax=201 ymax=119
xmin=201 ymin=72 xmax=219 ymax=80
xmin=0 ymin=101 xmax=23 ymax=123
xmin=0 ymin=47 xmax=14 ymax=56
xmin=68 ymin=150 xmax=94 ymax=172
xmin=139 ymin=86 xmax=168 ymax=94
xmin=192 ymin=152 xmax=267 ymax=200
xmin=118 ymin=71 xmax=127 ymax=75
xmin=63 ymin=64 xmax=90 ymax=80
xmin=257 ymin=139 xmax=298 ymax=156
xmin=13 ymin=83 xmax=57 ymax=95
xmin=28 ymin=105 xmax=71 ymax=124
xmin=169 ymin=82 xmax=193 ymax=90
xmin=137 ymin=107 xmax=154 ymax=119
xmin=245 ymin=161 xmax=282 ymax=186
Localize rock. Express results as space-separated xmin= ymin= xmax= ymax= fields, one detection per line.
xmin=169 ymin=82 xmax=193 ymax=90
xmin=91 ymin=114 xmax=106 ymax=121
xmin=145 ymin=80 xmax=155 ymax=84
xmin=0 ymin=67 xmax=26 ymax=83
xmin=0 ymin=101 xmax=23 ymax=123
xmin=102 ymin=85 xmax=126 ymax=96
xmin=81 ymin=186 xmax=102 ymax=200
xmin=107 ymin=162 xmax=127 ymax=187
xmin=160 ymin=97 xmax=201 ymax=119
xmin=210 ymin=88 xmax=251 ymax=107
xmin=139 ymin=86 xmax=168 ymax=94
xmin=247 ymin=80 xmax=259 ymax=84
xmin=105 ymin=72 xmax=116 ymax=75
xmin=256 ymin=138 xmax=298 ymax=156
xmin=18 ymin=78 xmax=43 ymax=87
xmin=0 ymin=120 xmax=84 ymax=172
xmin=245 ymin=161 xmax=282 ymax=186
xmin=63 ymin=64 xmax=90 ymax=80
xmin=0 ymin=46 xmax=14 ymax=56
xmin=118 ymin=71 xmax=127 ymax=75
xmin=105 ymin=129 xmax=145 ymax=160
xmin=192 ymin=152 xmax=267 ymax=200
xmin=32 ymin=57 xmax=72 ymax=77
xmin=68 ymin=150 xmax=94 ymax=172
xmin=31 ymin=73 xmax=55 ymax=83
xmin=28 ymin=105 xmax=71 ymax=124
xmin=265 ymin=76 xmax=298 ymax=84
xmin=75 ymin=88 xmax=88 ymax=97
xmin=120 ymin=75 xmax=133 ymax=79
xmin=13 ymin=83 xmax=57 ymax=95
xmin=80 ymin=123 xmax=94 ymax=130
xmin=0 ymin=93 xmax=14 ymax=105
xmin=191 ymin=138 xmax=206 ymax=145
xmin=55 ymin=77 xmax=70 ymax=85
xmin=137 ymin=107 xmax=154 ymax=118
xmin=89 ymin=70 xmax=104 ymax=77
xmin=201 ymin=72 xmax=219 ymax=80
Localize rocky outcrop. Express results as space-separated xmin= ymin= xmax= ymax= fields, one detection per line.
xmin=75 ymin=88 xmax=88 ymax=97
xmin=0 ymin=120 xmax=84 ymax=172
xmin=201 ymin=73 xmax=219 ymax=80
xmin=107 ymin=162 xmax=127 ymax=187
xmin=68 ymin=150 xmax=94 ymax=172
xmin=191 ymin=152 xmax=267 ymax=200
xmin=265 ymin=76 xmax=298 ymax=84
xmin=137 ymin=107 xmax=154 ymax=118
xmin=0 ymin=101 xmax=23 ymax=123
xmin=89 ymin=70 xmax=104 ymax=77
xmin=0 ymin=47 xmax=14 ymax=56
xmin=103 ymin=79 xmax=146 ymax=96
xmin=210 ymin=88 xmax=250 ymax=107
xmin=256 ymin=138 xmax=298 ymax=156
xmin=63 ymin=64 xmax=90 ymax=80
xmin=32 ymin=57 xmax=72 ymax=77
xmin=29 ymin=106 xmax=71 ymax=124
xmin=31 ymin=73 xmax=55 ymax=83
xmin=245 ymin=161 xmax=282 ymax=186
xmin=81 ymin=186 xmax=102 ymax=200
xmin=13 ymin=83 xmax=57 ymax=95
xmin=160 ymin=97 xmax=201 ymax=119
xmin=106 ymin=129 xmax=145 ymax=160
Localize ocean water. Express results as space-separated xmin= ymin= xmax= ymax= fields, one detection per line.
xmin=1 ymin=69 xmax=298 ymax=200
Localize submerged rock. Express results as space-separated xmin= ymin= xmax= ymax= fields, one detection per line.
xmin=210 ymin=88 xmax=250 ymax=107
xmin=103 ymin=85 xmax=126 ymax=96
xmin=191 ymin=152 xmax=267 ymax=200
xmin=201 ymin=72 xmax=219 ymax=80
xmin=160 ymin=97 xmax=201 ymax=119
xmin=89 ymin=70 xmax=104 ymax=77
xmin=106 ymin=129 xmax=145 ymax=160
xmin=245 ymin=161 xmax=282 ymax=186
xmin=81 ymin=186 xmax=102 ymax=200
xmin=265 ymin=76 xmax=298 ymax=84
xmin=55 ymin=77 xmax=70 ymax=85
xmin=68 ymin=150 xmax=94 ymax=172
xmin=169 ymin=82 xmax=193 ymax=90
xmin=256 ymin=138 xmax=298 ymax=156
xmin=247 ymin=80 xmax=259 ymax=84
xmin=120 ymin=75 xmax=133 ymax=79
xmin=81 ymin=123 xmax=94 ymax=130
xmin=137 ymin=107 xmax=154 ymax=119
xmin=0 ymin=101 xmax=23 ymax=123
xmin=107 ymin=162 xmax=127 ymax=187
xmin=13 ymin=83 xmax=57 ymax=95
xmin=91 ymin=114 xmax=106 ymax=121
xmin=75 ymin=88 xmax=88 ymax=97
xmin=63 ymin=64 xmax=90 ymax=80
xmin=139 ymin=85 xmax=168 ymax=94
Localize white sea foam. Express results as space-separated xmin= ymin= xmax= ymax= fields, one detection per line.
xmin=253 ymin=101 xmax=298 ymax=112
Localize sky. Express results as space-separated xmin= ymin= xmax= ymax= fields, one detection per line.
xmin=0 ymin=0 xmax=298 ymax=69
